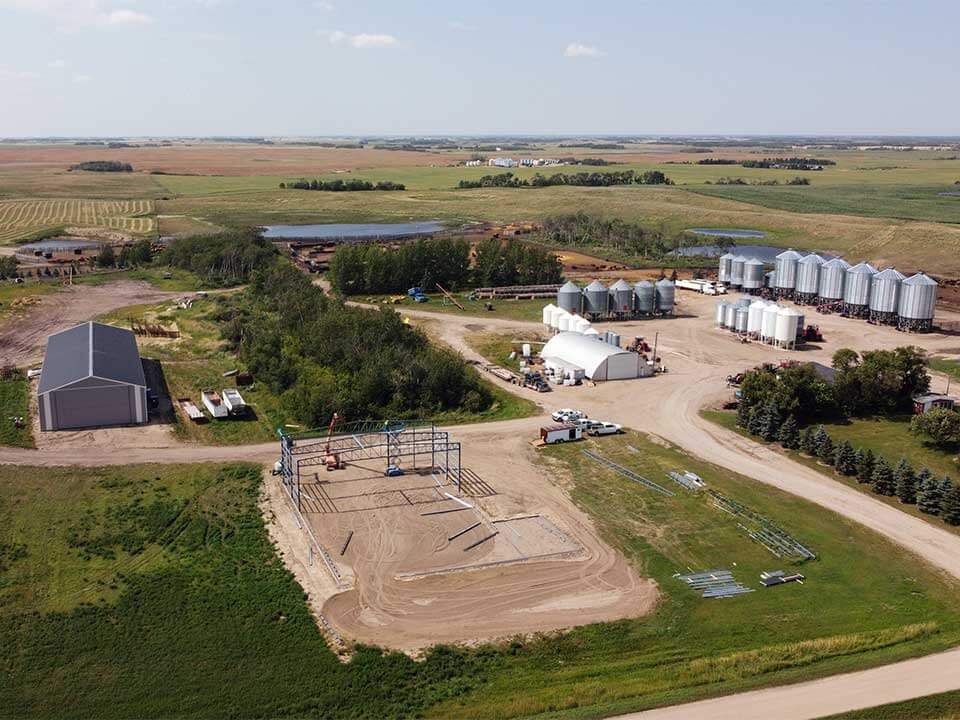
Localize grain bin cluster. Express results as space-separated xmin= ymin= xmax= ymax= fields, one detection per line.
xmin=554 ymin=279 xmax=675 ymax=320
xmin=719 ymin=250 xmax=937 ymax=331
xmin=716 ymin=296 xmax=806 ymax=350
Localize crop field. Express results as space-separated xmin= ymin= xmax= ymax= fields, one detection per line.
xmin=0 ymin=198 xmax=156 ymax=244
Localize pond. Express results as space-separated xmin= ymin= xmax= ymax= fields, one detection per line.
xmin=17 ymin=239 xmax=101 ymax=252
xmin=261 ymin=221 xmax=445 ymax=241
xmin=686 ymin=227 xmax=768 ymax=239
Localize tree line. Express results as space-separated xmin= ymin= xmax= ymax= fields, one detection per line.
xmin=538 ymin=212 xmax=679 ymax=260
xmin=161 ymin=229 xmax=277 ymax=286
xmin=741 ymin=157 xmax=836 ymax=170
xmin=708 ymin=176 xmax=811 ymax=186
xmin=69 ymin=161 xmax=133 ymax=172
xmin=216 ymin=262 xmax=492 ymax=427
xmin=456 ymin=170 xmax=672 ymax=189
xmin=736 ymin=403 xmax=960 ymax=526
xmin=327 ymin=236 xmax=562 ymax=295
xmin=280 ymin=179 xmax=406 ymax=191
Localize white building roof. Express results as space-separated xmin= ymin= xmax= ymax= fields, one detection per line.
xmin=541 ymin=331 xmax=641 ymax=381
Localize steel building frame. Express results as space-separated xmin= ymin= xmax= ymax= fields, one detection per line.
xmin=278 ymin=421 xmax=462 ymax=512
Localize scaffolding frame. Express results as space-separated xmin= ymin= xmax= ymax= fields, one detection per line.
xmin=278 ymin=421 xmax=462 ymax=512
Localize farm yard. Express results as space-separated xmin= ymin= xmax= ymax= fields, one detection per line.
xmin=0 ymin=198 xmax=155 ymax=244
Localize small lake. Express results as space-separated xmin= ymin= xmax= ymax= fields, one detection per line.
xmin=674 ymin=244 xmax=836 ymax=263
xmin=18 ymin=239 xmax=101 ymax=252
xmin=261 ymin=221 xmax=444 ymax=241
xmin=686 ymin=228 xmax=768 ymax=239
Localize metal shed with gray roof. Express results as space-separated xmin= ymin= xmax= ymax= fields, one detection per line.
xmin=38 ymin=322 xmax=148 ymax=431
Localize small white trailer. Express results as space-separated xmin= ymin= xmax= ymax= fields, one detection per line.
xmin=540 ymin=424 xmax=583 ymax=444
xmin=222 ymin=388 xmax=246 ymax=415
xmin=201 ymin=390 xmax=229 ymax=419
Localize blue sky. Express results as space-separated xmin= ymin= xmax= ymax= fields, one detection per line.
xmin=1 ymin=0 xmax=958 ymax=137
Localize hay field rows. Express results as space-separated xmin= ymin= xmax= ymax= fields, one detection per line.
xmin=0 ymin=198 xmax=155 ymax=244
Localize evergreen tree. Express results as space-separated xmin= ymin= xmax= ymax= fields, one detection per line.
xmin=894 ymin=458 xmax=918 ymax=504
xmin=856 ymin=448 xmax=875 ymax=484
xmin=778 ymin=415 xmax=800 ymax=450
xmin=736 ymin=401 xmax=751 ymax=429
xmin=747 ymin=405 xmax=764 ymax=436
xmin=759 ymin=400 xmax=782 ymax=442
xmin=834 ymin=441 xmax=857 ymax=475
xmin=815 ymin=426 xmax=834 ymax=464
xmin=871 ymin=457 xmax=895 ymax=496
xmin=916 ymin=469 xmax=941 ymax=515
xmin=942 ymin=482 xmax=960 ymax=526
xmin=800 ymin=427 xmax=818 ymax=455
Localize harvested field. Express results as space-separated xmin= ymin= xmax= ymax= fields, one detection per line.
xmin=0 ymin=198 xmax=155 ymax=244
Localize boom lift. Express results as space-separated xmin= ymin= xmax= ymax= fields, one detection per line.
xmin=323 ymin=413 xmax=344 ymax=471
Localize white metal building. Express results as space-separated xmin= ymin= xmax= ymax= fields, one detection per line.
xmin=540 ymin=332 xmax=652 ymax=381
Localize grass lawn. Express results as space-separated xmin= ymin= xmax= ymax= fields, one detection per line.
xmin=0 ymin=375 xmax=33 ymax=447
xmin=703 ymin=410 xmax=960 ymax=537
xmin=358 ymin=292 xmax=547 ymax=323
xmin=431 ymin=431 xmax=960 ymax=719
xmin=468 ymin=331 xmax=549 ymax=373
xmin=930 ymin=356 xmax=960 ymax=382
xmin=824 ymin=690 xmax=960 ymax=719
xmin=77 ymin=266 xmax=207 ymax=292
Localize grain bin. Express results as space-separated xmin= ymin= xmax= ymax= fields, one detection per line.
xmin=747 ymin=300 xmax=766 ymax=337
xmin=741 ymin=258 xmax=765 ymax=292
xmin=724 ymin=303 xmax=737 ymax=330
xmin=734 ymin=306 xmax=749 ymax=333
xmin=730 ymin=255 xmax=746 ymax=287
xmin=549 ymin=306 xmax=566 ymax=329
xmin=773 ymin=249 xmax=802 ymax=297
xmin=774 ymin=307 xmax=802 ymax=349
xmin=556 ymin=281 xmax=582 ymax=313
xmin=541 ymin=303 xmax=556 ymax=327
xmin=558 ymin=312 xmax=572 ymax=332
xmin=818 ymin=258 xmax=850 ymax=306
xmin=716 ymin=300 xmax=728 ymax=327
xmin=843 ymin=262 xmax=877 ymax=317
xmin=869 ymin=268 xmax=905 ymax=324
xmin=898 ymin=272 xmax=938 ymax=331
xmin=574 ymin=316 xmax=591 ymax=333
xmin=634 ymin=280 xmax=655 ymax=315
xmin=718 ymin=252 xmax=734 ymax=284
xmin=584 ymin=279 xmax=609 ymax=318
xmin=609 ymin=279 xmax=634 ymax=315
xmin=765 ymin=270 xmax=776 ymax=288
xmin=795 ymin=253 xmax=824 ymax=303
xmin=761 ymin=303 xmax=780 ymax=342
xmin=655 ymin=278 xmax=675 ymax=315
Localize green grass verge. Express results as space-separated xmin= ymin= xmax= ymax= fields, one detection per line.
xmin=823 ymin=690 xmax=960 ymax=719
xmin=702 ymin=410 xmax=960 ymax=537
xmin=930 ymin=357 xmax=960 ymax=382
xmin=430 ymin=431 xmax=960 ymax=719
xmin=359 ymin=292 xmax=547 ymax=323
xmin=76 ymin=266 xmax=206 ymax=292
xmin=0 ymin=376 xmax=32 ymax=447
xmin=468 ymin=331 xmax=549 ymax=374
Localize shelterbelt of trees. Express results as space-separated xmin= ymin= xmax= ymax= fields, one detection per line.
xmin=162 ymin=229 xmax=277 ymax=287
xmin=328 ymin=236 xmax=562 ymax=295
xmin=456 ymin=169 xmax=672 ymax=189
xmin=216 ymin=263 xmax=493 ymax=426
xmin=68 ymin=160 xmax=133 ymax=172
xmin=280 ymin=179 xmax=406 ymax=191
xmin=538 ymin=212 xmax=680 ymax=259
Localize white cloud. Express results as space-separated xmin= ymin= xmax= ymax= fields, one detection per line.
xmin=73 ymin=73 xmax=92 ymax=83
xmin=0 ymin=1 xmax=153 ymax=29
xmin=0 ymin=67 xmax=38 ymax=79
xmin=105 ymin=9 xmax=153 ymax=25
xmin=564 ymin=42 xmax=603 ymax=58
xmin=48 ymin=59 xmax=67 ymax=68
xmin=313 ymin=0 xmax=334 ymax=10
xmin=324 ymin=29 xmax=398 ymax=48
xmin=448 ymin=20 xmax=468 ymax=30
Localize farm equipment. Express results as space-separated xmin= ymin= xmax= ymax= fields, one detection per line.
xmin=522 ymin=371 xmax=551 ymax=392
xmin=323 ymin=413 xmax=344 ymax=471
xmin=406 ymin=287 xmax=429 ymax=303
xmin=726 ymin=372 xmax=746 ymax=386
xmin=803 ymin=324 xmax=824 ymax=342
xmin=626 ymin=336 xmax=652 ymax=353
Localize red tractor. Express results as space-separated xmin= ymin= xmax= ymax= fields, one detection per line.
xmin=803 ymin=324 xmax=824 ymax=342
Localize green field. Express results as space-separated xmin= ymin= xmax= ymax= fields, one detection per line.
xmin=825 ymin=690 xmax=960 ymax=719
xmin=4 ymin=437 xmax=959 ymax=719
xmin=0 ymin=376 xmax=32 ymax=447
xmin=703 ymin=410 xmax=960 ymax=537
xmin=361 ymin=292 xmax=547 ymax=323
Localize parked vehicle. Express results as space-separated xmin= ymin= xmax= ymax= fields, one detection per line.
xmin=385 ymin=465 xmax=405 ymax=477
xmin=588 ymin=422 xmax=622 ymax=436
xmin=551 ymin=408 xmax=586 ymax=422
xmin=540 ymin=424 xmax=583 ymax=444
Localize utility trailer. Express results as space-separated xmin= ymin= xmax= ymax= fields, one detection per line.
xmin=201 ymin=390 xmax=229 ymax=419
xmin=540 ymin=424 xmax=582 ymax=444
xmin=178 ymin=398 xmax=204 ymax=422
xmin=222 ymin=388 xmax=246 ymax=416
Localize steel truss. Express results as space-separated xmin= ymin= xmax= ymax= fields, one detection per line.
xmin=278 ymin=421 xmax=461 ymax=512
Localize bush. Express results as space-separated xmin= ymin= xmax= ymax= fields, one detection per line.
xmin=894 ymin=458 xmax=918 ymax=504
xmin=96 ymin=244 xmax=116 ymax=268
xmin=161 ymin=229 xmax=276 ymax=286
xmin=910 ymin=407 xmax=960 ymax=446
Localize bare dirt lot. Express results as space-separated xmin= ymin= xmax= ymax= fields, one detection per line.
xmin=297 ymin=422 xmax=656 ymax=652
xmin=0 ymin=280 xmax=177 ymax=366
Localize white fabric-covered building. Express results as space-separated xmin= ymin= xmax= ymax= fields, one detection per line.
xmin=540 ymin=332 xmax=652 ymax=381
